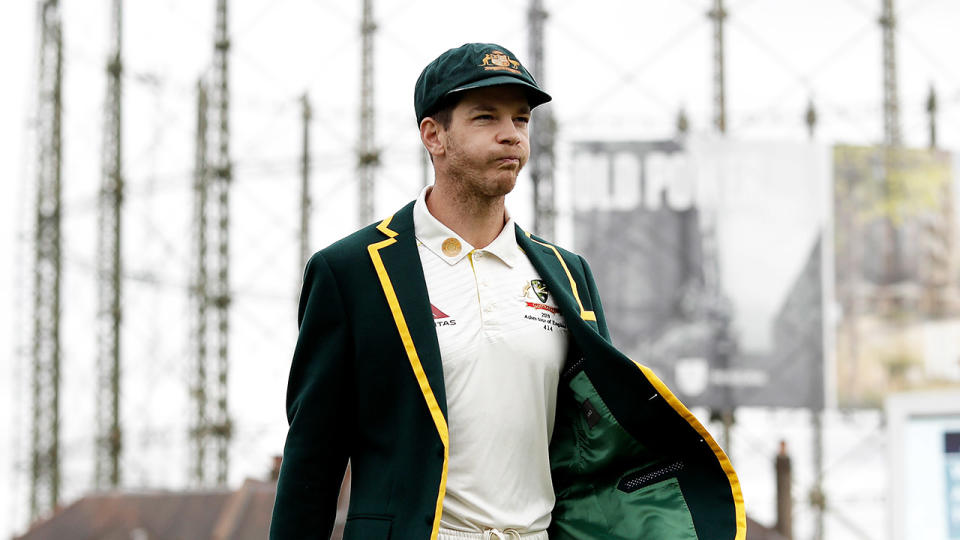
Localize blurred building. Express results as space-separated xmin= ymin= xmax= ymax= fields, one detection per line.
xmin=15 ymin=479 xmax=276 ymax=540
xmin=15 ymin=458 xmax=355 ymax=540
xmin=834 ymin=146 xmax=959 ymax=317
xmin=572 ymin=137 xmax=828 ymax=410
xmin=834 ymin=146 xmax=960 ymax=407
xmin=575 ymin=200 xmax=704 ymax=355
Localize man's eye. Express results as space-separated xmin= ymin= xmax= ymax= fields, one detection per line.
xmin=475 ymin=114 xmax=494 ymax=120
xmin=515 ymin=117 xmax=530 ymax=124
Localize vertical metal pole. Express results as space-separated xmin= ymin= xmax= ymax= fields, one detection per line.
xmin=31 ymin=0 xmax=64 ymax=520
xmin=926 ymin=84 xmax=937 ymax=149
xmin=358 ymin=0 xmax=378 ymax=226
xmin=528 ymin=0 xmax=556 ymax=239
xmin=191 ymin=79 xmax=209 ymax=486
xmin=811 ymin=410 xmax=825 ymax=540
xmin=210 ymin=0 xmax=233 ymax=486
xmin=880 ymin=0 xmax=902 ymax=147
xmin=676 ymin=108 xmax=689 ymax=138
xmin=879 ymin=0 xmax=903 ymax=287
xmin=714 ymin=314 xmax=734 ymax=452
xmin=95 ymin=0 xmax=124 ymax=490
xmin=706 ymin=0 xmax=736 ymax=451
xmin=300 ymin=93 xmax=312 ymax=269
xmin=805 ymin=98 xmax=817 ymax=140
xmin=776 ymin=440 xmax=794 ymax=539
xmin=708 ymin=0 xmax=727 ymax=134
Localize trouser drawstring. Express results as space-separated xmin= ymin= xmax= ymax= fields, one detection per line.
xmin=482 ymin=529 xmax=522 ymax=540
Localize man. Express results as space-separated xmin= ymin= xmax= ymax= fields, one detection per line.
xmin=271 ymin=43 xmax=745 ymax=540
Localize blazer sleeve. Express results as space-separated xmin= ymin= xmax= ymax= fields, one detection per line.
xmin=579 ymin=254 xmax=612 ymax=343
xmin=270 ymin=252 xmax=353 ymax=539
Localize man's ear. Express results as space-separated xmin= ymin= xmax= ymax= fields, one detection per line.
xmin=420 ymin=117 xmax=444 ymax=160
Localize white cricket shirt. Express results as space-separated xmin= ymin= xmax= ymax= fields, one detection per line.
xmin=413 ymin=187 xmax=569 ymax=533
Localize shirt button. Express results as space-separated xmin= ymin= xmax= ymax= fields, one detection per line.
xmin=484 ymin=304 xmax=494 ymax=312
xmin=442 ymin=237 xmax=461 ymax=257
xmin=474 ymin=251 xmax=483 ymax=258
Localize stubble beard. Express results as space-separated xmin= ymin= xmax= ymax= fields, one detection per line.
xmin=444 ymin=135 xmax=524 ymax=209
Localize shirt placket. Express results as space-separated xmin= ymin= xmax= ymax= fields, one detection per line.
xmin=471 ymin=250 xmax=499 ymax=333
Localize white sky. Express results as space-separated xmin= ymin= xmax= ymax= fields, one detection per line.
xmin=3 ymin=0 xmax=960 ymax=538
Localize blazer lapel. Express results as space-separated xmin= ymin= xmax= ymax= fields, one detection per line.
xmin=367 ymin=203 xmax=448 ymax=421
xmin=515 ymin=225 xmax=597 ymax=329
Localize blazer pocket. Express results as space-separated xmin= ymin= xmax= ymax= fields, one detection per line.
xmin=343 ymin=514 xmax=393 ymax=540
xmin=608 ymin=476 xmax=697 ymax=539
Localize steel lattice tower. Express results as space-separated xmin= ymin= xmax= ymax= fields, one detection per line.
xmin=30 ymin=0 xmax=64 ymax=520
xmin=528 ymin=0 xmax=556 ymax=240
xmin=95 ymin=0 xmax=124 ymax=490
xmin=878 ymin=0 xmax=904 ymax=285
xmin=190 ymin=79 xmax=210 ymax=486
xmin=708 ymin=0 xmax=727 ymax=134
xmin=209 ymin=0 xmax=233 ymax=486
xmin=880 ymin=0 xmax=902 ymax=146
xmin=358 ymin=0 xmax=378 ymax=226
xmin=190 ymin=0 xmax=232 ymax=486
xmin=300 ymin=93 xmax=312 ymax=269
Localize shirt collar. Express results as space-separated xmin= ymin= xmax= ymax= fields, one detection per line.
xmin=413 ymin=186 xmax=520 ymax=268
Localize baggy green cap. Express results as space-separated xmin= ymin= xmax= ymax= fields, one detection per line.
xmin=414 ymin=43 xmax=552 ymax=125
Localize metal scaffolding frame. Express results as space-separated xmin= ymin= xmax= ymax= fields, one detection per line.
xmin=528 ymin=0 xmax=556 ymax=240
xmin=300 ymin=93 xmax=312 ymax=270
xmin=30 ymin=0 xmax=64 ymax=521
xmin=708 ymin=0 xmax=727 ymax=134
xmin=190 ymin=0 xmax=233 ymax=486
xmin=94 ymin=0 xmax=125 ymax=491
xmin=357 ymin=0 xmax=378 ymax=226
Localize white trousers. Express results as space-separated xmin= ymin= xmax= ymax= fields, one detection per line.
xmin=438 ymin=528 xmax=549 ymax=540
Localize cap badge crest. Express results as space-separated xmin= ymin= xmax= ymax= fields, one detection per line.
xmin=480 ymin=50 xmax=521 ymax=74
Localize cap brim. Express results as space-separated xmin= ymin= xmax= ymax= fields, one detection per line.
xmin=447 ymin=75 xmax=552 ymax=108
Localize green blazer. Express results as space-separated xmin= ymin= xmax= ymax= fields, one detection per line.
xmin=270 ymin=201 xmax=745 ymax=540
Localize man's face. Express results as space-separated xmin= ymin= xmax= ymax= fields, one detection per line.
xmin=438 ymin=85 xmax=531 ymax=199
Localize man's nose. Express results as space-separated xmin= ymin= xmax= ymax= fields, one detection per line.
xmin=497 ymin=119 xmax=522 ymax=144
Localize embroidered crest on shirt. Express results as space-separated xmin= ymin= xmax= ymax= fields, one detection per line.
xmin=521 ymin=279 xmax=566 ymax=332
xmin=530 ymin=279 xmax=549 ymax=302
xmin=522 ymin=280 xmax=559 ymax=314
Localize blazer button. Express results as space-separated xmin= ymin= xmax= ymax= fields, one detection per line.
xmin=437 ymin=445 xmax=445 ymax=458
xmin=426 ymin=514 xmax=434 ymax=526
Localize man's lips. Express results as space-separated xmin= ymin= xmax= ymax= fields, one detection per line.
xmin=496 ymin=156 xmax=521 ymax=165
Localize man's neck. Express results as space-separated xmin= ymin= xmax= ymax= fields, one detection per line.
xmin=425 ymin=182 xmax=508 ymax=249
